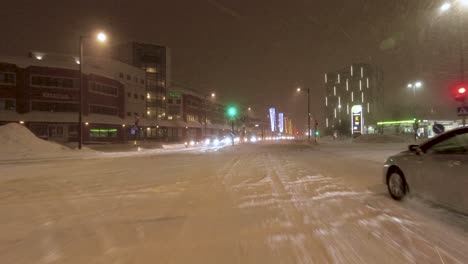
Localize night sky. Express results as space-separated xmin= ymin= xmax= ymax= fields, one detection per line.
xmin=0 ymin=0 xmax=460 ymax=127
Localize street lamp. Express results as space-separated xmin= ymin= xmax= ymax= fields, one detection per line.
xmin=440 ymin=2 xmax=452 ymax=12
xmin=407 ymin=81 xmax=423 ymax=141
xmin=78 ymin=31 xmax=107 ymax=149
xmin=296 ymin=87 xmax=311 ymax=142
xmin=407 ymin=81 xmax=423 ymax=97
xmin=204 ymin=92 xmax=216 ymax=137
xmin=439 ymin=1 xmax=466 ymax=82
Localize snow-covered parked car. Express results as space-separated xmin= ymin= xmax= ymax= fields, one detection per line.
xmin=383 ymin=126 xmax=468 ymax=214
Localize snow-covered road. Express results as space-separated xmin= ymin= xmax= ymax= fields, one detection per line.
xmin=1 ymin=142 xmax=467 ymax=263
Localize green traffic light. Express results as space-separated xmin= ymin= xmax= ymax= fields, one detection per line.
xmin=227 ymin=106 xmax=238 ymax=118
xmin=315 ymin=131 xmax=319 ymax=136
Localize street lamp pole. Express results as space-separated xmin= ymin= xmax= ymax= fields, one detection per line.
xmin=307 ymin=88 xmax=311 ymax=142
xmin=78 ymin=36 xmax=84 ymax=150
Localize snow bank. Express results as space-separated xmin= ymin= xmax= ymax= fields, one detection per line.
xmin=352 ymin=134 xmax=409 ymax=144
xmin=162 ymin=144 xmax=186 ymax=149
xmin=0 ymin=123 xmax=85 ymax=161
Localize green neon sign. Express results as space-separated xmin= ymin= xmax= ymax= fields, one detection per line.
xmin=90 ymin=129 xmax=118 ymax=133
xmin=377 ymin=120 xmax=417 ymax=125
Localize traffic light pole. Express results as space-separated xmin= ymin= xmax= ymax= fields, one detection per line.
xmin=231 ymin=119 xmax=234 ymax=146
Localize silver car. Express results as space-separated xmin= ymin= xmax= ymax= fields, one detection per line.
xmin=383 ymin=126 xmax=468 ymax=214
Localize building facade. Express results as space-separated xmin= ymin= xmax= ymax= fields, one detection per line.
xmin=166 ymin=86 xmax=230 ymax=141
xmin=113 ymin=42 xmax=171 ymax=120
xmin=0 ymin=53 xmax=151 ymax=142
xmin=324 ymin=63 xmax=384 ymax=135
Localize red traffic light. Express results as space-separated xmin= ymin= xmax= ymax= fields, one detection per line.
xmin=453 ymin=84 xmax=467 ymax=102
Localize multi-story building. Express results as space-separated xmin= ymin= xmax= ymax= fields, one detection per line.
xmin=324 ymin=63 xmax=384 ymax=134
xmin=166 ymin=86 xmax=230 ymax=141
xmin=0 ymin=52 xmax=151 ymax=142
xmin=112 ymin=42 xmax=171 ymax=120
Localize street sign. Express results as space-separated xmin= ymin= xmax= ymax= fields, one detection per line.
xmin=457 ymin=106 xmax=468 ymax=116
xmin=432 ymin=124 xmax=445 ymax=134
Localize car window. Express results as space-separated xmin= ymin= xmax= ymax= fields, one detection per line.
xmin=427 ymin=132 xmax=468 ymax=154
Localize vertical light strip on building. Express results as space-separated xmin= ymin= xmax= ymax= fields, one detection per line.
xmin=359 ymin=80 xmax=362 ymax=91
xmin=350 ymin=65 xmax=353 ymax=76
xmin=361 ymin=67 xmax=364 ymax=78
xmin=338 ymin=96 xmax=341 ymax=108
xmin=333 ymin=86 xmax=336 ymax=96
xmin=347 ymin=103 xmax=349 ymax=114
xmin=326 ymin=118 xmax=329 ymax=127
xmin=338 ymin=74 xmax=340 ymax=83
xmin=325 ymin=73 xmax=327 ymax=83
xmin=334 ymin=108 xmax=337 ymax=118
xmin=325 ymin=96 xmax=328 ymax=106
xmin=361 ymin=92 xmax=364 ymax=102
xmin=351 ymin=91 xmax=354 ymax=102
xmin=346 ymin=79 xmax=349 ymax=91
xmin=366 ymin=78 xmax=369 ymax=88
xmin=367 ymin=102 xmax=370 ymax=113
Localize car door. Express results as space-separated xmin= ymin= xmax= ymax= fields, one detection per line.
xmin=422 ymin=130 xmax=468 ymax=213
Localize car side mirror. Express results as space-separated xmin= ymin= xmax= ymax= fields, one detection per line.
xmin=409 ymin=145 xmax=419 ymax=152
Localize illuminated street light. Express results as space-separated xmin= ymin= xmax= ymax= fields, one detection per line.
xmin=407 ymin=83 xmax=413 ymax=88
xmin=296 ymin=87 xmax=301 ymax=92
xmin=97 ymin=32 xmax=107 ymax=42
xmin=211 ymin=92 xmax=216 ymax=98
xmin=248 ymin=107 xmax=251 ymax=111
xmin=78 ymin=31 xmax=109 ymax=150
xmin=415 ymin=81 xmax=422 ymax=88
xmin=440 ymin=2 xmax=452 ymax=12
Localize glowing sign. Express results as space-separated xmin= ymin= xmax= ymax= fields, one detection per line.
xmin=278 ymin=113 xmax=284 ymax=133
xmin=269 ymin=108 xmax=276 ymax=132
xmin=351 ymin=105 xmax=363 ymax=136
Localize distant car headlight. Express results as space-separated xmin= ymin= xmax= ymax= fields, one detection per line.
xmin=213 ymin=139 xmax=220 ymax=146
xmin=250 ymin=136 xmax=257 ymax=142
xmin=189 ymin=140 xmax=195 ymax=146
xmin=205 ymin=139 xmax=211 ymax=145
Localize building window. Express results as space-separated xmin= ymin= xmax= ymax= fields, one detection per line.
xmin=31 ymin=75 xmax=78 ymax=89
xmin=140 ymin=79 xmax=145 ymax=84
xmin=187 ymin=114 xmax=197 ymax=122
xmin=140 ymin=95 xmax=145 ymax=100
xmin=176 ymin=99 xmax=181 ymax=104
xmin=359 ymin=80 xmax=362 ymax=91
xmin=0 ymin=99 xmax=16 ymax=110
xmin=127 ymin=74 xmax=131 ymax=80
xmin=127 ymin=92 xmax=131 ymax=97
xmin=324 ymin=73 xmax=327 ymax=83
xmin=366 ymin=78 xmax=369 ymax=88
xmin=168 ymin=98 xmax=173 ymax=104
xmin=119 ymin=73 xmax=124 ymax=78
xmin=134 ymin=93 xmax=138 ymax=99
xmin=361 ymin=92 xmax=364 ymax=102
xmin=89 ymin=104 xmax=118 ymax=116
xmin=0 ymin=72 xmax=16 ymax=85
xmin=89 ymin=128 xmax=117 ymax=138
xmin=31 ymin=100 xmax=78 ymax=112
xmin=127 ymin=112 xmax=132 ymax=116
xmin=325 ymin=96 xmax=328 ymax=106
xmin=333 ymin=86 xmax=336 ymax=96
xmin=89 ymin=82 xmax=118 ymax=96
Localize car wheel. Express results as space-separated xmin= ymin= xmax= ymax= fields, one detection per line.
xmin=388 ymin=170 xmax=406 ymax=200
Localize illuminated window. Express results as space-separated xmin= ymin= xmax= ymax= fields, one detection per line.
xmin=333 ymin=86 xmax=336 ymax=96
xmin=366 ymin=78 xmax=369 ymax=88
xmin=325 ymin=74 xmax=327 ymax=83
xmin=326 ymin=118 xmax=329 ymax=127
xmin=350 ymin=65 xmax=353 ymax=76
xmin=361 ymin=92 xmax=364 ymax=102
xmin=337 ymin=74 xmax=340 ymax=83
xmin=359 ymin=80 xmax=362 ymax=91
xmin=367 ymin=102 xmax=370 ymax=113
xmin=334 ymin=108 xmax=337 ymax=118
xmin=361 ymin=67 xmax=364 ymax=77
xmin=325 ymin=96 xmax=328 ymax=106
xmin=346 ymin=79 xmax=349 ymax=91
xmin=347 ymin=104 xmax=349 ymax=114
xmin=351 ymin=92 xmax=354 ymax=102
